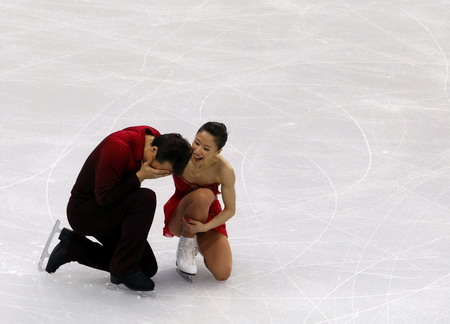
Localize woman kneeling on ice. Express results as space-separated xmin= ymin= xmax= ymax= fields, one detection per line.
xmin=163 ymin=122 xmax=236 ymax=281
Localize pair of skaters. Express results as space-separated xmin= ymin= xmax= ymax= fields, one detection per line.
xmin=42 ymin=122 xmax=235 ymax=292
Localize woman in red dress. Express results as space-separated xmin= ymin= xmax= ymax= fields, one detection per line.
xmin=163 ymin=122 xmax=236 ymax=281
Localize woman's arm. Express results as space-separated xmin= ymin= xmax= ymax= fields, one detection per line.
xmin=183 ymin=163 xmax=236 ymax=233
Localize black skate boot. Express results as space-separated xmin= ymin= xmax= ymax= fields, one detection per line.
xmin=45 ymin=228 xmax=74 ymax=273
xmin=110 ymin=271 xmax=155 ymax=291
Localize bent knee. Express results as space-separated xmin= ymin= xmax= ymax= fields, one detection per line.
xmin=137 ymin=188 xmax=156 ymax=201
xmin=214 ymin=272 xmax=231 ymax=281
xmin=212 ymin=268 xmax=232 ymax=281
xmin=134 ymin=188 xmax=157 ymax=219
xmin=191 ymin=188 xmax=215 ymax=202
xmin=134 ymin=188 xmax=157 ymax=207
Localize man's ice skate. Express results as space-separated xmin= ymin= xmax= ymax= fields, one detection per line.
xmin=38 ymin=219 xmax=62 ymax=272
xmin=175 ymin=236 xmax=198 ymax=283
xmin=39 ymin=220 xmax=75 ymax=273
xmin=108 ymin=271 xmax=155 ymax=298
xmin=106 ymin=282 xmax=155 ymax=298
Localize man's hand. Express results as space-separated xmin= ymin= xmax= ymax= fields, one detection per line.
xmin=136 ymin=160 xmax=171 ymax=182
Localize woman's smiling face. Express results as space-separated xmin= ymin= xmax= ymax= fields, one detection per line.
xmin=191 ymin=130 xmax=219 ymax=164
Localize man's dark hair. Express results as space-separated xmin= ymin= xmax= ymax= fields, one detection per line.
xmin=152 ymin=133 xmax=192 ymax=176
xmin=197 ymin=121 xmax=228 ymax=150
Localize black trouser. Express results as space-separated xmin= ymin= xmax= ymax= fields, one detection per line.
xmin=66 ymin=188 xmax=157 ymax=277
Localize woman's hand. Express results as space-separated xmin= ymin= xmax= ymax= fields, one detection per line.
xmin=181 ymin=216 xmax=208 ymax=235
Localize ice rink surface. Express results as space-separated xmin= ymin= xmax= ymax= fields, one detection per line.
xmin=1 ymin=0 xmax=450 ymax=323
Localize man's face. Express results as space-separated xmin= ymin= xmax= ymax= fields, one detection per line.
xmin=143 ymin=144 xmax=173 ymax=172
xmin=150 ymin=160 xmax=173 ymax=173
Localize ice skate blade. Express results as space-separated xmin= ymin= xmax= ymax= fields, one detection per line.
xmin=106 ymin=282 xmax=155 ymax=298
xmin=176 ymin=268 xmax=195 ymax=283
xmin=38 ymin=219 xmax=62 ymax=272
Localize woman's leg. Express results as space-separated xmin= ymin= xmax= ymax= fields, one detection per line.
xmin=197 ymin=230 xmax=232 ymax=281
xmin=168 ymin=188 xmax=231 ymax=279
xmin=168 ymin=188 xmax=216 ymax=237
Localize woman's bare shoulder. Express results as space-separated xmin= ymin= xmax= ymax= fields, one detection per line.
xmin=217 ymin=156 xmax=235 ymax=183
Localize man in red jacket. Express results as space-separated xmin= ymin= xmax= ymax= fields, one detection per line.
xmin=44 ymin=126 xmax=191 ymax=292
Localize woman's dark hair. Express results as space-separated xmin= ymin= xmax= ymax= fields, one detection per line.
xmin=152 ymin=133 xmax=192 ymax=176
xmin=197 ymin=122 xmax=228 ymax=150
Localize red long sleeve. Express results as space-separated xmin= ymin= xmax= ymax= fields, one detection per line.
xmin=94 ymin=141 xmax=141 ymax=206
xmin=70 ymin=126 xmax=160 ymax=207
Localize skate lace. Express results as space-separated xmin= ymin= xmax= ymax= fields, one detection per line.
xmin=194 ymin=240 xmax=199 ymax=256
xmin=180 ymin=239 xmax=197 ymax=265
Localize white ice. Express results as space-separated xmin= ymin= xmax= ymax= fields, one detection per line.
xmin=1 ymin=0 xmax=450 ymax=323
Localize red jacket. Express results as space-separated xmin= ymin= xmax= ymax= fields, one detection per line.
xmin=70 ymin=126 xmax=161 ymax=206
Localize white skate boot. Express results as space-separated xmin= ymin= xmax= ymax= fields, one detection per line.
xmin=176 ymin=236 xmax=198 ymax=283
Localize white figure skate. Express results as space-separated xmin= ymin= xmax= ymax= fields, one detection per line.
xmin=175 ymin=236 xmax=198 ymax=283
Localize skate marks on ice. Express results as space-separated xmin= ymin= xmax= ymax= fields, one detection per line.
xmin=37 ymin=219 xmax=62 ymax=272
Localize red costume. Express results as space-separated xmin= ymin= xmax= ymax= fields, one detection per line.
xmin=163 ymin=175 xmax=228 ymax=238
xmin=67 ymin=126 xmax=161 ymax=277
xmin=70 ymin=125 xmax=160 ymax=205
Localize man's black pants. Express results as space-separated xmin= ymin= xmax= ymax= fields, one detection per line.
xmin=66 ymin=188 xmax=157 ymax=277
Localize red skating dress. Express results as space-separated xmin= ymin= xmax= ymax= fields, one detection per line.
xmin=163 ymin=175 xmax=228 ymax=238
